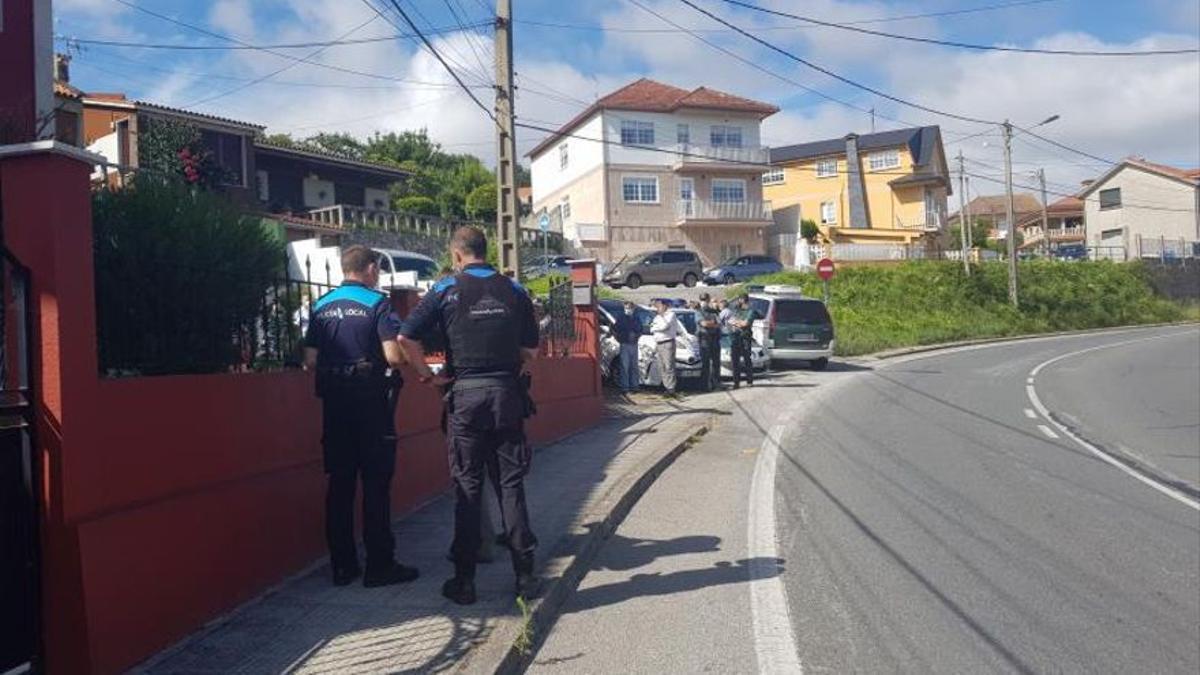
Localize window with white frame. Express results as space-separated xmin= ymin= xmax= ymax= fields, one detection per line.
xmin=622 ymin=176 xmax=659 ymax=203
xmin=711 ymin=178 xmax=746 ymax=203
xmin=558 ymin=143 xmax=569 ymax=170
xmin=816 ymin=158 xmax=838 ymax=178
xmin=821 ymin=201 xmax=837 ymax=224
xmin=560 ymin=195 xmax=571 ymax=221
xmin=868 ymin=149 xmax=900 ymax=171
xmin=710 ymin=125 xmax=743 ymax=148
xmin=677 ymin=124 xmax=690 ymax=144
xmin=620 ymin=120 xmax=655 ymax=145
xmin=762 ymin=168 xmax=785 ymax=186
xmin=720 ymin=243 xmax=743 ymax=261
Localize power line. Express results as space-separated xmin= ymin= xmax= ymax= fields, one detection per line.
xmin=717 ymin=0 xmax=1200 ymax=56
xmin=520 ymin=0 xmax=1063 ymax=34
xmin=1012 ymin=124 xmax=1116 ymax=165
xmin=676 ymin=0 xmax=998 ymax=126
xmin=54 ymin=23 xmax=486 ymax=50
xmin=108 ymin=0 xmax=474 ymax=88
xmin=183 ymin=13 xmax=380 ymax=108
xmin=965 ymin=169 xmax=1197 ymax=213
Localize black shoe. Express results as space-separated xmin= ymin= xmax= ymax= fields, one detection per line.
xmin=332 ymin=564 xmax=361 ymax=587
xmin=445 ymin=551 xmax=495 ymax=564
xmin=362 ymin=562 xmax=419 ymax=587
xmin=442 ymin=577 xmax=477 ymax=605
xmin=515 ymin=572 xmax=540 ymax=599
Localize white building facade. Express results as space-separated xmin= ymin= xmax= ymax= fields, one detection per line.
xmin=1080 ymin=159 xmax=1200 ymax=260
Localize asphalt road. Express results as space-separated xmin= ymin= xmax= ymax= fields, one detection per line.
xmin=778 ymin=326 xmax=1200 ymax=673
xmin=528 ymin=326 xmax=1200 ymax=674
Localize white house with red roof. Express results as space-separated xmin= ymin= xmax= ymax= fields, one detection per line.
xmin=1079 ymin=157 xmax=1200 ymax=259
xmin=527 ymin=78 xmax=779 ymax=265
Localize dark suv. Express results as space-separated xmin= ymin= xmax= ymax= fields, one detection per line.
xmin=604 ymin=249 xmax=703 ymax=289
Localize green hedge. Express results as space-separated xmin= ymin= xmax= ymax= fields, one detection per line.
xmin=730 ymin=261 xmax=1186 ymax=356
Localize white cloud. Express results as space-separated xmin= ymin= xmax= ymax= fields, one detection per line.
xmin=208 ymin=0 xmax=256 ymax=40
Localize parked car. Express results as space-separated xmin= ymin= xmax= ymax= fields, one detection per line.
xmin=596 ymin=300 xmax=704 ymax=388
xmin=673 ymin=308 xmax=769 ymax=380
xmin=523 ymin=254 xmax=573 ymax=279
xmin=703 ymin=254 xmax=783 ymax=285
xmin=287 ymin=239 xmax=438 ymax=291
xmin=1053 ymin=244 xmax=1087 ymax=261
xmin=747 ymin=286 xmax=835 ymax=370
xmin=603 ymin=249 xmax=703 ymax=289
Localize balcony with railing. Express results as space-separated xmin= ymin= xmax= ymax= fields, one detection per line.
xmin=671 ymin=143 xmax=771 ymax=171
xmin=675 ymin=199 xmax=772 ymax=225
xmin=894 ymin=216 xmax=944 ymax=232
xmin=1023 ymin=225 xmax=1086 ymax=247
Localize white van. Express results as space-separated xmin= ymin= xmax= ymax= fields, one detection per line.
xmin=286 ymin=239 xmax=440 ymax=291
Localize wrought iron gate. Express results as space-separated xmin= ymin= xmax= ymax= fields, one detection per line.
xmin=0 ymin=246 xmax=38 ymax=675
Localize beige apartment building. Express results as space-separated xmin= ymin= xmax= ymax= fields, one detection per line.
xmin=527 ymin=79 xmax=779 ymax=265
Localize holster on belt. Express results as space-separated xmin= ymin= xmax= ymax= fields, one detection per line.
xmin=316 ymin=360 xmax=388 ymax=398
xmin=518 ymin=372 xmax=536 ymax=419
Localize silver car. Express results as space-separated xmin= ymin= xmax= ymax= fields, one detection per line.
xmin=603 ymin=250 xmax=703 ymax=290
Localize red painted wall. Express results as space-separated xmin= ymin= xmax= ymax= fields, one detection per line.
xmin=0 ymin=0 xmax=37 ymax=142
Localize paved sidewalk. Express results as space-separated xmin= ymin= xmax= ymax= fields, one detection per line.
xmin=137 ymin=390 xmax=722 ymax=674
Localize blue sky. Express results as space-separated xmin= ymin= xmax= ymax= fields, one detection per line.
xmin=54 ymin=0 xmax=1200 ymax=197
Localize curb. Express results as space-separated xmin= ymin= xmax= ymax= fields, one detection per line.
xmin=859 ymin=321 xmax=1198 ymax=362
xmin=456 ymin=418 xmax=712 ymax=675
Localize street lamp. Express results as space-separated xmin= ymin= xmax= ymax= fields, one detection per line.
xmin=1002 ymin=113 xmax=1059 ymax=307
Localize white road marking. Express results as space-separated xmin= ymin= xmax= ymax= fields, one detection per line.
xmin=1026 ymin=331 xmax=1200 ymax=511
xmin=1037 ymin=424 xmax=1059 ymax=439
xmin=749 ymin=413 xmax=804 ymax=674
xmin=1024 ymin=408 xmax=1038 ymax=419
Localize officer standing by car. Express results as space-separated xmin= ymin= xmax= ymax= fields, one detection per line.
xmin=303 ymin=245 xmax=420 ymax=588
xmin=697 ymin=292 xmax=722 ymax=391
xmin=398 ymin=226 xmax=541 ymax=605
xmin=614 ymin=300 xmax=642 ymax=394
xmin=727 ymin=294 xmax=759 ymax=389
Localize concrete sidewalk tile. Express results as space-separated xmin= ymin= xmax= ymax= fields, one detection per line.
xmin=141 ymin=395 xmax=719 ymax=675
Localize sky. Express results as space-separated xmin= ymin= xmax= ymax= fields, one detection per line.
xmin=54 ymin=0 xmax=1200 ymax=202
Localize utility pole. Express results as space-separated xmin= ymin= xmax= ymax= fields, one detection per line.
xmin=494 ymin=0 xmax=521 ymax=276
xmin=1037 ymin=168 xmax=1049 ymax=259
xmin=1002 ymin=120 xmax=1018 ymax=307
xmin=869 ymin=107 xmax=876 ymax=133
xmin=957 ymin=150 xmax=970 ymax=275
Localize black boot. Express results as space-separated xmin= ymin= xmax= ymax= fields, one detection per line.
xmin=513 ymin=553 xmax=538 ymax=599
xmin=363 ymin=561 xmax=419 ymax=587
xmin=442 ymin=577 xmax=477 ymax=605
xmin=332 ymin=563 xmax=361 ymax=587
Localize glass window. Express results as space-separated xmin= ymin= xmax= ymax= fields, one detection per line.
xmin=622 ymin=176 xmax=659 ymax=203
xmin=816 ymin=158 xmax=838 ymax=178
xmin=775 ymin=300 xmax=832 ymax=324
xmin=620 ymin=120 xmax=655 ymax=145
xmin=710 ymin=125 xmax=743 ymax=148
xmin=675 ymin=312 xmax=698 ymax=335
xmin=200 ymin=129 xmax=246 ymax=186
xmin=762 ymin=168 xmax=785 ymax=185
xmin=720 ymin=243 xmax=743 ymax=261
xmin=558 ymin=143 xmax=569 ymax=170
xmin=821 ymin=201 xmax=837 ymax=224
xmin=1099 ymin=188 xmax=1122 ymax=209
xmin=712 ymin=179 xmax=746 ymax=203
xmin=868 ymin=149 xmax=900 ymax=171
xmin=560 ymin=195 xmax=571 ymax=221
xmin=392 ymin=256 xmax=439 ymax=280
xmin=677 ymin=124 xmax=690 ymax=144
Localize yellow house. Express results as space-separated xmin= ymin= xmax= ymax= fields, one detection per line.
xmin=764 ymin=126 xmax=951 ymax=245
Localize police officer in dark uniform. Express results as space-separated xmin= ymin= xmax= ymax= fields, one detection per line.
xmin=697 ymin=292 xmax=722 ymax=391
xmin=398 ymin=226 xmax=541 ymax=606
xmin=303 ymin=245 xmax=419 ymax=588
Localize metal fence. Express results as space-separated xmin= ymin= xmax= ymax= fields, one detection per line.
xmin=539 ymin=277 xmax=581 ymax=357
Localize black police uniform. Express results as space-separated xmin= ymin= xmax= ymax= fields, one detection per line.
xmin=304 ymin=281 xmax=402 ymax=581
xmin=400 ymin=263 xmax=540 ymax=584
xmin=699 ymin=304 xmax=722 ymax=390
xmin=731 ymin=305 xmax=758 ymax=388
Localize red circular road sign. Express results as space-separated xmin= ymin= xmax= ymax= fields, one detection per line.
xmin=816 ymin=258 xmax=836 ymax=280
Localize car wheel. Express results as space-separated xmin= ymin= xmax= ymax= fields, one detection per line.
xmin=723 ymin=273 xmax=736 ymax=285
xmin=810 ymin=357 xmax=829 ymax=371
xmin=626 ymin=274 xmax=642 ymax=290
xmin=683 ymin=273 xmax=698 ymax=288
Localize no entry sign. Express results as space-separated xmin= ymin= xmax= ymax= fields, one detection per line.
xmin=816 ymin=258 xmax=836 ymax=281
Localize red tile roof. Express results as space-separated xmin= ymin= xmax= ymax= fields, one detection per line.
xmin=527 ymin=78 xmax=778 ymax=158
xmin=1126 ymin=158 xmax=1200 ymax=184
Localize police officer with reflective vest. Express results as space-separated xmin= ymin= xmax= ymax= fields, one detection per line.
xmin=398 ymin=226 xmax=541 ymax=605
xmin=303 ymin=245 xmax=419 ymax=588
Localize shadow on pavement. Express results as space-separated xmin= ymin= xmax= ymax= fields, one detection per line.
xmin=566 ymin=557 xmax=786 ymax=614
xmin=591 ymin=534 xmax=722 ymax=572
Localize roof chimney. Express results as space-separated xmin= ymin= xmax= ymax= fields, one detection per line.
xmin=55 ymin=53 xmax=71 ymax=84
xmin=1080 ymin=179 xmax=1094 ymax=188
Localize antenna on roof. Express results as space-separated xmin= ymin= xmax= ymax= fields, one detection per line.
xmin=869 ymin=108 xmax=876 ymax=133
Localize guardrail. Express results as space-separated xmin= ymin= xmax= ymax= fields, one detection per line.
xmin=675 ymin=199 xmax=772 ymax=222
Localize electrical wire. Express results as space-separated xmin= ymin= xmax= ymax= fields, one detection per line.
xmin=54 ymin=23 xmax=485 ymax=50
xmin=676 ymin=0 xmax=999 ymax=126
xmin=965 ymin=169 xmax=1197 ymax=213
xmin=717 ymin=0 xmax=1200 ymax=56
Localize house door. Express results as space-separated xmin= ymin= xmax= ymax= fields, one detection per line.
xmin=0 ymin=247 xmax=39 ymax=675
xmin=679 ymin=178 xmax=695 ymax=217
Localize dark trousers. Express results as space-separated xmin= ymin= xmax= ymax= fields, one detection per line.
xmin=700 ymin=333 xmax=722 ymax=389
xmin=322 ymin=388 xmax=396 ymax=571
xmin=446 ymin=381 xmax=537 ymax=580
xmin=731 ymin=335 xmax=754 ymax=387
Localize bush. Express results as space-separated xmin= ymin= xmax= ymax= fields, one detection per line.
xmin=730 ymin=261 xmax=1185 ymax=356
xmin=396 ymin=195 xmax=439 ymax=216
xmin=800 ymin=218 xmax=821 ymax=243
xmin=465 ymin=183 xmax=497 ymax=221
xmin=93 ymin=181 xmax=284 ymax=375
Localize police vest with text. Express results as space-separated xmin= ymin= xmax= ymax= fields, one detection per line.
xmin=446 ymin=272 xmax=522 ymax=372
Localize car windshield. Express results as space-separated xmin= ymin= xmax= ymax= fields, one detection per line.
xmin=674 ymin=312 xmax=698 ymax=335
xmin=774 ymin=299 xmax=832 ymax=324
xmin=391 ymin=256 xmax=439 ymax=280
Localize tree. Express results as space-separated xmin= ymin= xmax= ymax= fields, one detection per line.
xmin=946 ymin=219 xmax=992 ymax=249
xmin=800 ymin=218 xmax=821 ymax=243
xmin=260 ymin=133 xmax=297 ymax=148
xmin=138 ymin=118 xmax=228 ymax=188
xmin=301 ymin=132 xmax=366 ymax=159
xmin=465 ymin=183 xmax=497 ymax=221
xmin=396 ymin=195 xmax=439 ymax=216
